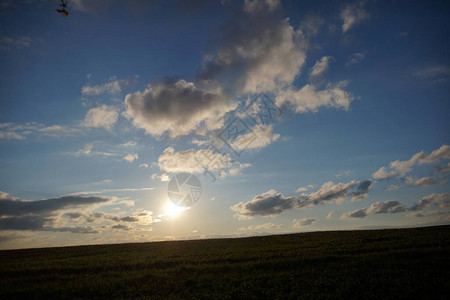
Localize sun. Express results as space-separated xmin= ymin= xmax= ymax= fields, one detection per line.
xmin=163 ymin=201 xmax=187 ymax=218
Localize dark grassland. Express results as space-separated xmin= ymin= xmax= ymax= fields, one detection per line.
xmin=1 ymin=225 xmax=449 ymax=299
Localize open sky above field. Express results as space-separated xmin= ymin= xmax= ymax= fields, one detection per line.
xmin=0 ymin=0 xmax=449 ymax=249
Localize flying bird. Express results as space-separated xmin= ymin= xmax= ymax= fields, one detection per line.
xmin=56 ymin=0 xmax=69 ymax=17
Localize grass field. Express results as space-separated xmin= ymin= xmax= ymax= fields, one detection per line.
xmin=1 ymin=225 xmax=449 ymax=299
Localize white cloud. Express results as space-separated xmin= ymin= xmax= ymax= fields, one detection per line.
xmin=197 ymin=2 xmax=308 ymax=96
xmin=124 ymin=80 xmax=237 ymax=138
xmin=340 ymin=1 xmax=369 ymax=33
xmin=292 ymin=218 xmax=316 ymax=227
xmin=276 ymin=81 xmax=354 ymax=114
xmin=82 ymin=75 xmax=138 ymax=96
xmin=372 ymin=145 xmax=450 ymax=180
xmin=386 ymin=185 xmax=399 ymax=191
xmin=326 ymin=211 xmax=336 ymax=219
xmin=139 ymin=163 xmax=149 ymax=168
xmin=230 ymin=124 xmax=280 ymax=151
xmin=345 ymin=52 xmax=365 ymax=66
xmin=123 ymin=153 xmax=138 ymax=163
xmin=309 ymin=56 xmax=334 ymax=79
xmin=157 ymin=147 xmax=250 ymax=177
xmin=81 ymin=105 xmax=119 ymax=131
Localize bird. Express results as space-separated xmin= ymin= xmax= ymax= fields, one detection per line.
xmin=56 ymin=0 xmax=69 ymax=17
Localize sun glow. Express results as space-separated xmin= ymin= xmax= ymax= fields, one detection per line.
xmin=163 ymin=201 xmax=187 ymax=218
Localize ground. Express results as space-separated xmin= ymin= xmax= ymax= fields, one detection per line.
xmin=1 ymin=225 xmax=449 ymax=299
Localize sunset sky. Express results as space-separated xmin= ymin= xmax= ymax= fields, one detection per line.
xmin=0 ymin=0 xmax=449 ymax=250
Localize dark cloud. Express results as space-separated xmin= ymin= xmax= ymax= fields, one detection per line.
xmin=0 ymin=191 xmax=112 ymax=233
xmin=111 ymin=224 xmax=130 ymax=231
xmin=410 ymin=193 xmax=450 ymax=211
xmin=341 ymin=200 xmax=407 ymax=219
xmin=231 ymin=180 xmax=372 ymax=219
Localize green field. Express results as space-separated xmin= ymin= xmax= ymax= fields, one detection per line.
xmin=1 ymin=225 xmax=449 ymax=299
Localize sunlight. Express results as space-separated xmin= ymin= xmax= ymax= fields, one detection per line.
xmin=163 ymin=201 xmax=187 ymax=218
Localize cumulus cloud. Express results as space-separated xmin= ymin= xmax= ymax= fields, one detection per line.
xmin=123 ymin=153 xmax=138 ymax=163
xmin=340 ymin=200 xmax=407 ymax=219
xmin=238 ymin=222 xmax=284 ymax=231
xmin=351 ymin=180 xmax=372 ymax=201
xmin=404 ymin=176 xmax=446 ymax=187
xmin=372 ymin=145 xmax=450 ymax=180
xmin=82 ymin=75 xmax=138 ymax=96
xmin=340 ymin=0 xmax=369 ymax=33
xmin=125 ymin=80 xmax=236 ymax=138
xmin=346 ymin=52 xmax=365 ymax=66
xmin=309 ymin=56 xmax=334 ymax=80
xmin=386 ymin=185 xmax=399 ymax=191
xmin=435 ymin=162 xmax=450 ymax=174
xmin=81 ymin=105 xmax=119 ymax=131
xmin=326 ymin=211 xmax=336 ymax=219
xmin=410 ymin=193 xmax=450 ymax=211
xmin=229 ymin=124 xmax=280 ymax=151
xmin=197 ymin=1 xmax=307 ymax=96
xmin=231 ymin=180 xmax=371 ymax=219
xmin=292 ymin=218 xmax=316 ymax=227
xmin=231 ymin=190 xmax=297 ymax=219
xmin=0 ymin=191 xmax=114 ymax=232
xmin=157 ymin=147 xmax=250 ymax=177
xmin=275 ymin=81 xmax=354 ymax=114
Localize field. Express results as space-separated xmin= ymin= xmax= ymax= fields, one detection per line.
xmin=1 ymin=225 xmax=449 ymax=299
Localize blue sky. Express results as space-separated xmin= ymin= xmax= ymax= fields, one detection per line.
xmin=0 ymin=0 xmax=449 ymax=249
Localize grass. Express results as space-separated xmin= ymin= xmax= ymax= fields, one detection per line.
xmin=1 ymin=225 xmax=449 ymax=299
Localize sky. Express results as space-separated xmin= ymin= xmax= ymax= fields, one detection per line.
xmin=0 ymin=0 xmax=449 ymax=250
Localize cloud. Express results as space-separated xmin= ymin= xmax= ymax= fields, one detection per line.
xmin=123 ymin=153 xmax=138 ymax=163
xmin=295 ymin=184 xmax=314 ymax=193
xmin=386 ymin=185 xmax=399 ymax=191
xmin=157 ymin=147 xmax=250 ymax=177
xmin=82 ymin=75 xmax=138 ymax=96
xmin=404 ymin=176 xmax=446 ymax=187
xmin=435 ymin=162 xmax=450 ymax=174
xmin=408 ymin=211 xmax=448 ymax=218
xmin=292 ymin=218 xmax=316 ymax=227
xmin=0 ymin=122 xmax=81 ymax=140
xmin=231 ymin=180 xmax=369 ymax=219
xmin=309 ymin=56 xmax=334 ymax=80
xmin=0 ymin=36 xmax=32 ymax=51
xmin=413 ymin=65 xmax=450 ymax=81
xmin=229 ymin=124 xmax=280 ymax=151
xmin=150 ymin=173 xmax=170 ymax=182
xmin=326 ymin=211 xmax=336 ymax=219
xmin=299 ymin=180 xmax=359 ymax=206
xmin=275 ymin=81 xmax=354 ymax=114
xmin=340 ymin=200 xmax=407 ymax=219
xmin=238 ymin=222 xmax=284 ymax=231
xmin=372 ymin=145 xmax=450 ymax=180
xmin=243 ymin=0 xmax=280 ymax=14
xmin=351 ymin=180 xmax=372 ymax=201
xmin=0 ymin=191 xmax=114 ymax=232
xmin=231 ymin=190 xmax=297 ymax=219
xmin=124 ymin=80 xmax=237 ymax=138
xmin=335 ymin=170 xmax=351 ymax=177
xmin=340 ymin=1 xmax=369 ymax=33
xmin=410 ymin=193 xmax=450 ymax=211
xmin=196 ymin=1 xmax=307 ymax=96
xmin=81 ymin=105 xmax=119 ymax=131
xmin=345 ymin=52 xmax=365 ymax=66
